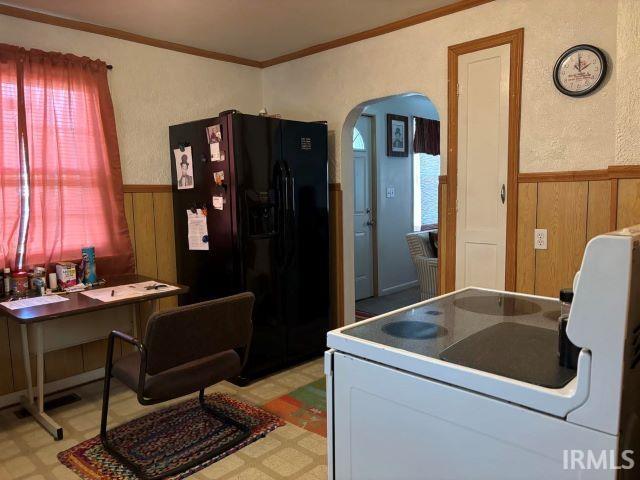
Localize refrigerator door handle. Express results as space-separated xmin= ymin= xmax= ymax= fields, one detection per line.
xmin=283 ymin=161 xmax=296 ymax=266
xmin=273 ymin=162 xmax=288 ymax=263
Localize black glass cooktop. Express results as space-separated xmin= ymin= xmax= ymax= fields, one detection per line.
xmin=340 ymin=289 xmax=575 ymax=388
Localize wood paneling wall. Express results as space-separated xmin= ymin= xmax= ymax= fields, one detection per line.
xmin=438 ymin=177 xmax=448 ymax=295
xmin=1 ymin=182 xmax=344 ymax=394
xmin=515 ymin=174 xmax=640 ymax=298
xmin=0 ymin=187 xmax=176 ymax=396
xmin=438 ymin=168 xmax=640 ymax=299
xmin=329 ymin=184 xmax=344 ymax=328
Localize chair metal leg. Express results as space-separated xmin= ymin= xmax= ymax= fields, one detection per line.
xmin=101 ymin=389 xmax=252 ymax=480
xmin=199 ymin=389 xmax=251 ymax=435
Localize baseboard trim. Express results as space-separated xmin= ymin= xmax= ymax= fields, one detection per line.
xmin=379 ymin=280 xmax=419 ymax=296
xmin=0 ymin=368 xmax=104 ymax=409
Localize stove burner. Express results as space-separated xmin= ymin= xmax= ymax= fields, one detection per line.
xmin=382 ymin=321 xmax=448 ymax=339
xmin=453 ymin=295 xmax=541 ymax=316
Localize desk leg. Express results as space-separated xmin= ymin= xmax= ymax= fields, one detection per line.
xmin=18 ymin=323 xmax=64 ymax=441
xmin=132 ymin=304 xmax=139 ymax=339
xmin=20 ymin=325 xmax=34 ymax=403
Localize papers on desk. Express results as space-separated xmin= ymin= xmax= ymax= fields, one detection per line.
xmin=81 ymin=281 xmax=180 ymax=303
xmin=0 ymin=295 xmax=69 ymax=310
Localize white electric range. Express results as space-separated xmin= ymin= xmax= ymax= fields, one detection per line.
xmin=325 ymin=227 xmax=640 ymax=480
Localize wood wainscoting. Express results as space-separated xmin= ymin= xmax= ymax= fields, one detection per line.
xmin=0 ymin=185 xmax=176 ymax=397
xmin=329 ymin=184 xmax=344 ymax=328
xmin=0 ymin=182 xmax=345 ymax=396
xmin=516 ymin=167 xmax=640 ymax=298
xmin=438 ymin=166 xmax=640 ymax=299
xmin=438 ymin=176 xmax=448 ymax=295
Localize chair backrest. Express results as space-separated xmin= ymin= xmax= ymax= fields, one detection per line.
xmin=406 ymin=231 xmax=436 ymax=259
xmin=143 ymin=292 xmax=254 ymax=375
xmin=428 ymin=230 xmax=438 ymax=258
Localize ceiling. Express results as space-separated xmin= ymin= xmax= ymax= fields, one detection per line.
xmin=1 ymin=0 xmax=462 ymax=62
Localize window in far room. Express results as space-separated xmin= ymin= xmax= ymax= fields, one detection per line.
xmin=353 ymin=126 xmax=365 ymax=150
xmin=412 ymin=117 xmax=440 ymax=231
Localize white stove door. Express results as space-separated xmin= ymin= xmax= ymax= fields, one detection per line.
xmin=331 ymin=352 xmax=617 ymax=480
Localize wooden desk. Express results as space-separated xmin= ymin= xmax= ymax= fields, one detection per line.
xmin=0 ymin=274 xmax=187 ymax=440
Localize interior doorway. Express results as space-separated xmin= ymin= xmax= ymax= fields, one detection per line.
xmin=353 ymin=114 xmax=377 ymax=301
xmin=349 ymin=94 xmax=441 ymax=321
xmin=445 ymin=29 xmax=524 ymax=293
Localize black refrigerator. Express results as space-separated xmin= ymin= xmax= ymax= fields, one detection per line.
xmin=169 ymin=112 xmax=329 ymax=382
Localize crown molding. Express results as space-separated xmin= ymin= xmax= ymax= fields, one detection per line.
xmin=0 ymin=0 xmax=494 ymax=69
xmin=261 ymin=0 xmax=495 ymax=67
xmin=0 ymin=3 xmax=261 ymax=67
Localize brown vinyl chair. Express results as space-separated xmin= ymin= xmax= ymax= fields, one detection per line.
xmin=100 ymin=292 xmax=254 ymax=480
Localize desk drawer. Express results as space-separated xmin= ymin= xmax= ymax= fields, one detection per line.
xmin=28 ymin=305 xmax=134 ymax=352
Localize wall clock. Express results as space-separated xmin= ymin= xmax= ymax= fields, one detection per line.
xmin=553 ymin=44 xmax=607 ymax=97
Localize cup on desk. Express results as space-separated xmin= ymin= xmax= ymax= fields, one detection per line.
xmin=48 ymin=272 xmax=58 ymax=291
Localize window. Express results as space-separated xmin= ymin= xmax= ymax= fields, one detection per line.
xmin=353 ymin=126 xmax=365 ymax=151
xmin=0 ymin=45 xmax=133 ymax=273
xmin=412 ymin=118 xmax=440 ymax=231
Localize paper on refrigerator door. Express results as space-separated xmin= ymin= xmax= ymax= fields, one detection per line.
xmin=187 ymin=209 xmax=209 ymax=250
xmin=210 ymin=142 xmax=221 ymax=161
xmin=212 ymin=196 xmax=224 ymax=210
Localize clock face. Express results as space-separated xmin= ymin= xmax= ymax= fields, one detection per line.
xmin=554 ymin=45 xmax=607 ymax=97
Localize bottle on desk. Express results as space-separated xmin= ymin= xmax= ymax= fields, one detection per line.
xmin=3 ymin=267 xmax=9 ymax=295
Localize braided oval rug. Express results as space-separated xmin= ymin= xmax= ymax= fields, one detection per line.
xmin=58 ymin=394 xmax=284 ymax=479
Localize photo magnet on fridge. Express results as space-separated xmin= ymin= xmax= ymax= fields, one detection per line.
xmin=174 ymin=146 xmax=195 ymax=189
xmin=206 ymin=124 xmax=222 ymax=144
xmin=212 ymin=196 xmax=224 ymax=210
xmin=210 ymin=142 xmax=221 ymax=161
xmin=213 ymin=170 xmax=225 ymax=186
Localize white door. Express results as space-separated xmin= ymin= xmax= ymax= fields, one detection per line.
xmin=456 ymin=44 xmax=510 ymax=290
xmin=353 ymin=115 xmax=375 ymax=300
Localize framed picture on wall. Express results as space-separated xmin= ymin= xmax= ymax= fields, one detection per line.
xmin=387 ymin=114 xmax=409 ymax=157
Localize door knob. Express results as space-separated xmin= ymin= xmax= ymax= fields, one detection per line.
xmin=500 ymin=184 xmax=506 ymax=204
xmin=366 ymin=220 xmax=376 ymax=227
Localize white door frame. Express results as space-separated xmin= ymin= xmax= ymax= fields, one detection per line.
xmin=353 ymin=114 xmax=378 ymax=300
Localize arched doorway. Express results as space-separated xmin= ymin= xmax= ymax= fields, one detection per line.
xmin=340 ymin=93 xmax=441 ymax=324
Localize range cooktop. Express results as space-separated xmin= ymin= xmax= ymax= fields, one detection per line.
xmin=341 ymin=288 xmax=576 ymax=388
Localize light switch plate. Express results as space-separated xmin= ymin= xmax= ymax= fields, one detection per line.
xmin=386 ymin=186 xmax=395 ymax=198
xmin=534 ymin=229 xmax=547 ymax=250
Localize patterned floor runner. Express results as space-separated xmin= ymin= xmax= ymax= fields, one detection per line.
xmin=58 ymin=394 xmax=284 ymax=479
xmin=263 ymin=378 xmax=327 ymax=437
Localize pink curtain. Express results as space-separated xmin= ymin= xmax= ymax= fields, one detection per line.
xmin=0 ymin=48 xmax=21 ymax=270
xmin=0 ymin=44 xmax=134 ymax=275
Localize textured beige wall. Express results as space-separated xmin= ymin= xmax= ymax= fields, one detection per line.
xmin=0 ymin=14 xmax=263 ymax=185
xmin=259 ymin=0 xmax=620 ymax=322
xmin=262 ymin=0 xmax=618 ymax=182
xmin=615 ymin=0 xmax=640 ymax=166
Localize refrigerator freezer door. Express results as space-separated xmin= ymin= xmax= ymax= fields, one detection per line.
xmin=230 ymin=114 xmax=287 ymax=379
xmin=170 ymin=117 xmax=239 ymax=304
xmin=280 ymin=120 xmax=330 ymax=362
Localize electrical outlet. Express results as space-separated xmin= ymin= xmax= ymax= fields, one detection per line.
xmin=534 ymin=229 xmax=547 ymax=250
xmin=386 ymin=186 xmax=395 ymax=198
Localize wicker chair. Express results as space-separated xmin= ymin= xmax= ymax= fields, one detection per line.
xmin=406 ymin=230 xmax=438 ymax=300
